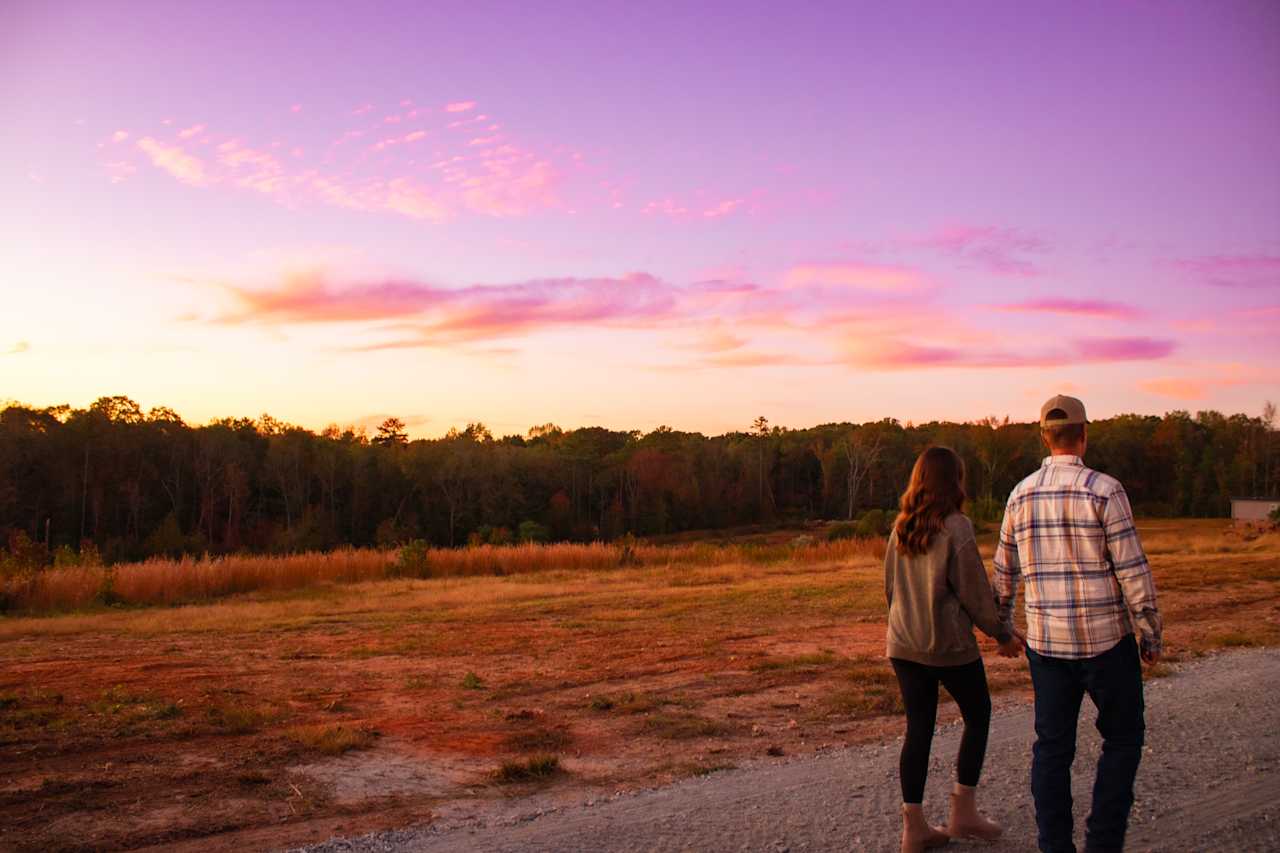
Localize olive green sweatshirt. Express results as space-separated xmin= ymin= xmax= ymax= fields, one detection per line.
xmin=884 ymin=512 xmax=1012 ymax=666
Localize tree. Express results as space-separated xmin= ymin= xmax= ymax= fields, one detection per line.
xmin=841 ymin=426 xmax=884 ymax=520
xmin=752 ymin=416 xmax=774 ymax=516
xmin=373 ymin=417 xmax=409 ymax=446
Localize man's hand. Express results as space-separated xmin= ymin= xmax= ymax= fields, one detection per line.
xmin=997 ymin=633 xmax=1024 ymax=658
xmin=1141 ymin=646 xmax=1161 ymax=666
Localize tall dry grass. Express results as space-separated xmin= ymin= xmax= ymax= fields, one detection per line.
xmin=0 ymin=536 xmax=885 ymax=615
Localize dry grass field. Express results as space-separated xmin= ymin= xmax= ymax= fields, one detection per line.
xmin=1 ymin=520 xmax=1277 ymax=852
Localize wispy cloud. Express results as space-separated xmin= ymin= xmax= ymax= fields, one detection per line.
xmin=4 ymin=341 xmax=30 ymax=356
xmin=845 ymin=335 xmax=1174 ymax=370
xmin=1138 ymin=363 xmax=1275 ymax=401
xmin=994 ymin=298 xmax=1143 ymax=320
xmin=444 ymin=100 xmax=477 ymax=113
xmin=906 ymin=224 xmax=1047 ymax=276
xmin=118 ymin=110 xmax=563 ymax=222
xmin=781 ymin=263 xmax=930 ymax=292
xmin=1175 ymin=255 xmax=1280 ymax=288
xmin=208 ymin=262 xmax=1176 ymax=375
xmin=218 ymin=270 xmax=680 ymax=347
xmin=1138 ymin=377 xmax=1209 ymax=400
xmin=137 ymin=137 xmax=210 ymax=186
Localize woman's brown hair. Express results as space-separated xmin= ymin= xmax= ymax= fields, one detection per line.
xmin=893 ymin=446 xmax=966 ymax=556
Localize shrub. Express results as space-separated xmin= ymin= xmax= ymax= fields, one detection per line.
xmin=395 ymin=540 xmax=431 ymax=578
xmin=285 ymin=723 xmax=376 ymax=755
xmin=855 ymin=509 xmax=889 ymax=537
xmin=826 ymin=522 xmax=858 ymax=542
xmin=517 ymin=520 xmax=550 ymax=544
xmin=969 ymin=497 xmax=1004 ymax=525
xmin=493 ymin=754 xmax=561 ymax=783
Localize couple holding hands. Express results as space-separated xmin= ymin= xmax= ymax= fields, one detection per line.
xmin=884 ymin=395 xmax=1162 ymax=853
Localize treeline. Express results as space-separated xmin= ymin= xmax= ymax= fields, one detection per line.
xmin=1 ymin=396 xmax=1276 ymax=565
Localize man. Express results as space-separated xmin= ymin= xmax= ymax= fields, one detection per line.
xmin=994 ymin=395 xmax=1162 ymax=853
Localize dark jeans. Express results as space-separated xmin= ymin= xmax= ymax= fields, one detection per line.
xmin=1027 ymin=636 xmax=1145 ymax=853
xmin=890 ymin=656 xmax=992 ymax=804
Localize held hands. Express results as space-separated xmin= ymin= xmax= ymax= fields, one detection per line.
xmin=997 ymin=627 xmax=1025 ymax=658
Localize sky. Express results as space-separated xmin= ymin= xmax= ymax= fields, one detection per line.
xmin=2 ymin=0 xmax=1278 ymax=438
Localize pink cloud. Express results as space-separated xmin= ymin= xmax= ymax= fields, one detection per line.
xmin=291 ymin=103 xmax=303 ymax=113
xmin=219 ymin=271 xmax=681 ymax=348
xmin=460 ymin=159 xmax=559 ymax=217
xmin=1138 ymin=377 xmax=1208 ymax=400
xmin=702 ymin=350 xmax=824 ymax=368
xmin=217 ymin=141 xmax=286 ymax=194
xmin=445 ymin=100 xmax=477 ymax=113
xmin=104 ymin=161 xmax=136 ymax=183
xmin=702 ymin=199 xmax=744 ymax=219
xmin=907 ymin=225 xmax=1047 ymax=276
xmin=845 ymin=335 xmax=1174 ymax=370
xmin=110 ymin=130 xmax=129 ymax=143
xmin=782 ymin=263 xmax=930 ymax=292
xmin=222 ymin=271 xmax=448 ymax=324
xmin=382 ymin=177 xmax=451 ymax=221
xmin=1082 ymin=337 xmax=1175 ymax=360
xmin=209 ymin=261 xmax=1181 ymax=374
xmin=994 ymin=298 xmax=1143 ymax=320
xmin=1175 ymin=255 xmax=1280 ymax=288
xmin=110 ymin=105 xmax=567 ymax=222
xmin=1138 ymin=363 xmax=1276 ymax=401
xmin=136 ymin=137 xmax=210 ymax=186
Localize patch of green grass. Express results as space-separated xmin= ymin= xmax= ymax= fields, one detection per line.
xmin=88 ymin=685 xmax=182 ymax=725
xmin=587 ymin=691 xmax=675 ymax=714
xmin=1208 ymin=630 xmax=1261 ymax=648
xmin=821 ymin=685 xmax=903 ymax=717
xmin=504 ymin=726 xmax=572 ymax=753
xmin=285 ymin=723 xmax=377 ymax=755
xmin=461 ymin=671 xmax=484 ymax=690
xmin=493 ymin=754 xmax=561 ymax=783
xmin=750 ymin=651 xmax=838 ymax=672
xmin=403 ymin=675 xmax=430 ymax=690
xmin=675 ymin=761 xmax=736 ymax=777
xmin=206 ymin=701 xmax=278 ymax=734
xmin=639 ymin=711 xmax=732 ymax=740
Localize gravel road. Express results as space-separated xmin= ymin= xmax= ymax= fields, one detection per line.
xmin=298 ymin=647 xmax=1280 ymax=853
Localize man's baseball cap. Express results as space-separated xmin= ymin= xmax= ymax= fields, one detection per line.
xmin=1040 ymin=394 xmax=1087 ymax=428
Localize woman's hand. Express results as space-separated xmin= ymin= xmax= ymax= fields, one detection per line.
xmin=997 ymin=630 xmax=1024 ymax=658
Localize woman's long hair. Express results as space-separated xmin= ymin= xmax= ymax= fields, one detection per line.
xmin=894 ymin=446 xmax=966 ymax=556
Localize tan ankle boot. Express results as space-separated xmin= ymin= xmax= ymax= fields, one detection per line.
xmin=901 ymin=803 xmax=950 ymax=853
xmin=946 ymin=783 xmax=1002 ymax=841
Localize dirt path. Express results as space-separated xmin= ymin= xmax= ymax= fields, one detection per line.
xmin=297 ymin=647 xmax=1280 ymax=853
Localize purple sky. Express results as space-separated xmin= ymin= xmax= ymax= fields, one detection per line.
xmin=2 ymin=0 xmax=1277 ymax=436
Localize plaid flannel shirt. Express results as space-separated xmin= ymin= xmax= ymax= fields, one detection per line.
xmin=994 ymin=455 xmax=1162 ymax=660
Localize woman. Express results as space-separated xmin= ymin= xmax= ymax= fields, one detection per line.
xmin=884 ymin=446 xmax=1021 ymax=852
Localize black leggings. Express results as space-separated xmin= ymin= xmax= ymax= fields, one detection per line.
xmin=890 ymin=657 xmax=993 ymax=804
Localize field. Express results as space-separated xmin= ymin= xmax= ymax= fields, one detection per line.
xmin=2 ymin=520 xmax=1278 ymax=852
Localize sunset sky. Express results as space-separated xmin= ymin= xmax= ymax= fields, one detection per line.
xmin=2 ymin=0 xmax=1278 ymax=437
